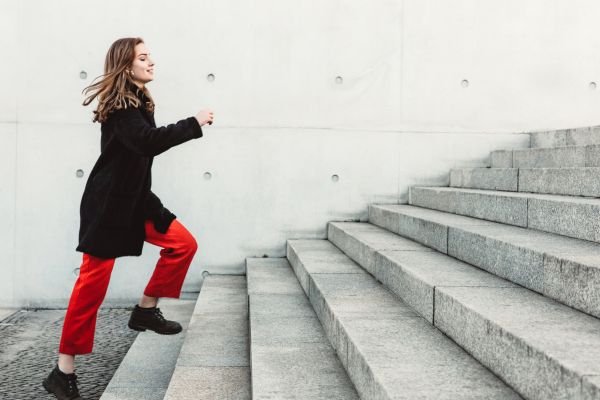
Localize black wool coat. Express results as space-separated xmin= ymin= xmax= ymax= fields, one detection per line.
xmin=76 ymin=88 xmax=202 ymax=258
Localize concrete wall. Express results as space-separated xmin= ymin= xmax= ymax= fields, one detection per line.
xmin=3 ymin=0 xmax=599 ymax=306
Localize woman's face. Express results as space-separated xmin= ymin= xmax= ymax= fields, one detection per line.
xmin=130 ymin=42 xmax=154 ymax=87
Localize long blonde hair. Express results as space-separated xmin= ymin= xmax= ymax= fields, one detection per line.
xmin=83 ymin=37 xmax=154 ymax=123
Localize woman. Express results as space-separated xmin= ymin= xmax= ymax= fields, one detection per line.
xmin=43 ymin=37 xmax=214 ymax=400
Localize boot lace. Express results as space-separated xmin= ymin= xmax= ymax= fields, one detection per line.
xmin=65 ymin=373 xmax=80 ymax=396
xmin=152 ymin=307 xmax=166 ymax=322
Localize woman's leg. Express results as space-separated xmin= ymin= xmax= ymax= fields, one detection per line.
xmin=141 ymin=219 xmax=198 ymax=300
xmin=59 ymin=254 xmax=116 ymax=363
xmin=127 ymin=220 xmax=197 ymax=334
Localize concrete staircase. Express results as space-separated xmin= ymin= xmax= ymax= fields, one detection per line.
xmin=277 ymin=127 xmax=600 ymax=399
xmin=102 ymin=127 xmax=600 ymax=399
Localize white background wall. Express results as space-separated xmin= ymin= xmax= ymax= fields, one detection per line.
xmin=2 ymin=0 xmax=599 ymax=307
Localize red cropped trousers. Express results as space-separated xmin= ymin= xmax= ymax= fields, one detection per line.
xmin=59 ymin=219 xmax=198 ymax=355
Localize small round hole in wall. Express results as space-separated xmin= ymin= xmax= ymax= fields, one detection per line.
xmin=76 ymin=169 xmax=84 ymax=178
xmin=79 ymin=71 xmax=87 ymax=80
xmin=203 ymin=172 xmax=212 ymax=180
xmin=202 ymin=271 xmax=210 ymax=278
xmin=207 ymin=73 xmax=215 ymax=82
xmin=331 ymin=174 xmax=340 ymax=182
xmin=335 ymin=76 xmax=343 ymax=85
xmin=461 ymin=79 xmax=469 ymax=88
xmin=73 ymin=268 xmax=80 ymax=277
xmin=590 ymin=82 xmax=597 ymax=90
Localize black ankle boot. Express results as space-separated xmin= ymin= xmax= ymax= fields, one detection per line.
xmin=128 ymin=305 xmax=182 ymax=335
xmin=42 ymin=364 xmax=83 ymax=400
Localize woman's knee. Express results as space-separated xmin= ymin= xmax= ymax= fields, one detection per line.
xmin=186 ymin=235 xmax=198 ymax=256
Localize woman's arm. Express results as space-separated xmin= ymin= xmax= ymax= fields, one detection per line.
xmin=110 ymin=107 xmax=203 ymax=156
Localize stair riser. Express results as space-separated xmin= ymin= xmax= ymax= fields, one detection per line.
xmin=490 ymin=150 xmax=513 ymax=168
xmin=409 ymin=187 xmax=528 ymax=227
xmin=435 ymin=289 xmax=581 ymax=400
xmin=519 ymin=168 xmax=600 ymax=196
xmin=528 ymin=198 xmax=600 ymax=243
xmin=451 ymin=168 xmax=600 ymax=197
xmin=450 ymin=169 xmax=518 ymax=191
xmin=368 ymin=206 xmax=600 ymax=319
xmin=490 ymin=146 xmax=598 ymax=169
xmin=530 ymin=128 xmax=600 ymax=148
xmin=410 ymin=187 xmax=600 ymax=244
xmin=514 ymin=147 xmax=586 ymax=168
xmin=448 ymin=228 xmax=545 ymax=291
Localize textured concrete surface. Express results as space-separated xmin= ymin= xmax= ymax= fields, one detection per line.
xmin=529 ymin=126 xmax=600 ymax=148
xmin=528 ymin=196 xmax=600 ymax=243
xmin=371 ymin=204 xmax=600 ymax=319
xmin=246 ymin=258 xmax=305 ymax=296
xmin=435 ymin=286 xmax=600 ymax=400
xmin=519 ymin=167 xmax=600 ymax=196
xmin=163 ymin=275 xmax=250 ymax=400
xmin=379 ymin=248 xmax=518 ymax=322
xmin=449 ymin=226 xmax=546 ymax=292
xmin=513 ymin=145 xmax=586 ymax=168
xmin=247 ymin=258 xmax=359 ymax=400
xmin=585 ymin=144 xmax=600 ymax=166
xmin=369 ymin=204 xmax=494 ymax=254
xmin=287 ymin=240 xmax=365 ymax=294
xmin=345 ymin=317 xmax=521 ymax=400
xmin=409 ymin=186 xmax=528 ymax=227
xmin=287 ymin=241 xmax=521 ymax=399
xmin=410 ymin=186 xmax=600 ymax=243
xmin=450 ymin=168 xmax=518 ymax=191
xmin=327 ymin=222 xmax=431 ymax=276
xmin=329 ymin=221 xmax=516 ymax=322
xmin=490 ymin=150 xmax=513 ymax=168
xmin=164 ymin=367 xmax=250 ymax=400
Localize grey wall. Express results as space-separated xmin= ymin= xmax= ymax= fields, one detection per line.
xmin=4 ymin=0 xmax=599 ymax=306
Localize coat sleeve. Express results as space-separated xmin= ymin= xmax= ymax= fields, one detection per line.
xmin=110 ymin=107 xmax=203 ymax=156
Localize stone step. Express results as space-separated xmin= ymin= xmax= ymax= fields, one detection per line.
xmin=246 ymin=258 xmax=359 ymax=400
xmin=326 ymin=221 xmax=600 ymax=400
xmin=450 ymin=166 xmax=600 ymax=196
xmin=100 ymin=296 xmax=197 ymax=400
xmin=529 ymin=126 xmax=600 ymax=148
xmin=490 ymin=144 xmax=600 ymax=169
xmin=409 ymin=186 xmax=600 ymax=243
xmin=163 ymin=275 xmax=250 ymax=400
xmin=368 ymin=204 xmax=600 ymax=319
xmin=286 ymin=239 xmax=522 ymax=400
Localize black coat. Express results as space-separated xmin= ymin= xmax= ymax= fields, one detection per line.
xmin=76 ymin=89 xmax=203 ymax=258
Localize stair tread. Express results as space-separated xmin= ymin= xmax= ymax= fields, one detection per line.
xmin=163 ymin=275 xmax=250 ymax=400
xmin=247 ymin=258 xmax=360 ymax=400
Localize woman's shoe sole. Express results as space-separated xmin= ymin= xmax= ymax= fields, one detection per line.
xmin=127 ymin=322 xmax=181 ymax=334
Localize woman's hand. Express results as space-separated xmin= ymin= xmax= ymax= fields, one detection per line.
xmin=195 ymin=110 xmax=214 ymax=126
